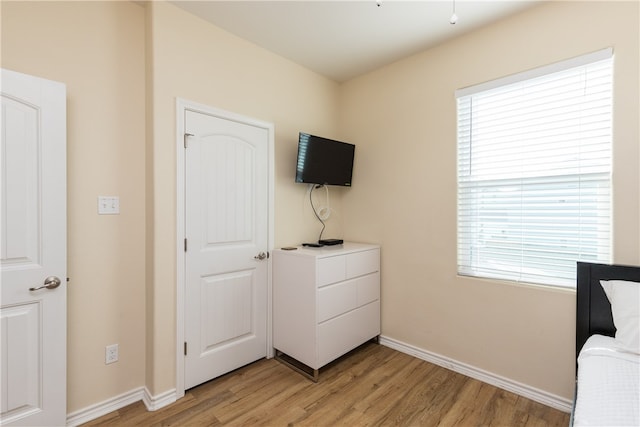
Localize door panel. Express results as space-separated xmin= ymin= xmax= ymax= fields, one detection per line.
xmin=201 ymin=136 xmax=254 ymax=244
xmin=1 ymin=303 xmax=41 ymax=415
xmin=1 ymin=95 xmax=40 ymax=267
xmin=1 ymin=69 xmax=67 ymax=426
xmin=201 ymin=270 xmax=254 ymax=349
xmin=184 ymin=109 xmax=268 ymax=389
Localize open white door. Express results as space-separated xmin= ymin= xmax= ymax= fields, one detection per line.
xmin=1 ymin=69 xmax=67 ymax=426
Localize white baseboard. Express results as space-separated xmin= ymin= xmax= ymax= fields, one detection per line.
xmin=143 ymin=386 xmax=177 ymax=411
xmin=66 ymin=386 xmax=177 ymax=426
xmin=66 ymin=387 xmax=145 ymax=426
xmin=379 ymin=335 xmax=573 ymax=413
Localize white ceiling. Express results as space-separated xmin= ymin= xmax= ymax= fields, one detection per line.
xmin=170 ymin=1 xmax=540 ymax=82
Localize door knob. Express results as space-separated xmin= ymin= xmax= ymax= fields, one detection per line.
xmin=29 ymin=276 xmax=62 ymax=291
xmin=254 ymin=252 xmax=267 ymax=260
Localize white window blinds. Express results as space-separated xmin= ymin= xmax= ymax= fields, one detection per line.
xmin=456 ymin=49 xmax=613 ymax=288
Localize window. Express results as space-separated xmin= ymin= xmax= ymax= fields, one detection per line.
xmin=456 ymin=49 xmax=613 ymax=288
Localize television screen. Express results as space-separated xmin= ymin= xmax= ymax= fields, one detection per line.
xmin=295 ymin=133 xmax=355 ymax=186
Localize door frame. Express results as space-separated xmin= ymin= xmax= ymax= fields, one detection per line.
xmin=175 ymin=98 xmax=274 ymax=397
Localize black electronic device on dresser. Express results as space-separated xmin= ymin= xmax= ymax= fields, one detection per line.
xmin=319 ymin=239 xmax=343 ymax=246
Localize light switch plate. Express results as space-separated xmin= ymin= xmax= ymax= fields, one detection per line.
xmin=98 ymin=196 xmax=120 ymax=215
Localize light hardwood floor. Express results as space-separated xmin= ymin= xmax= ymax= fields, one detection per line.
xmin=84 ymin=343 xmax=570 ymax=426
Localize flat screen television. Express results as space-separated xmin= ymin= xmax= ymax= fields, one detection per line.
xmin=295 ymin=132 xmax=355 ymax=186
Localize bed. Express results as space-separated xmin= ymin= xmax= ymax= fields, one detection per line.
xmin=573 ymin=262 xmax=640 ymax=426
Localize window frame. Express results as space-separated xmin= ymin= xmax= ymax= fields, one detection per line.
xmin=456 ymin=49 xmax=613 ymax=289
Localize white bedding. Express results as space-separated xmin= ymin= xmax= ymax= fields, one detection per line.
xmin=573 ymin=335 xmax=640 ymax=426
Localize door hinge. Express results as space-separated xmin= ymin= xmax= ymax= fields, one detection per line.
xmin=184 ymin=238 xmax=187 ymax=252
xmin=184 ymin=342 xmax=187 ymax=356
xmin=184 ymin=133 xmax=193 ymax=148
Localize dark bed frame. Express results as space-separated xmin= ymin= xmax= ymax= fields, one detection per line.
xmin=576 ymin=261 xmax=640 ymax=360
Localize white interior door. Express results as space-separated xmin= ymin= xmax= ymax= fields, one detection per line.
xmin=1 ymin=69 xmax=67 ymax=426
xmin=184 ymin=109 xmax=269 ymax=389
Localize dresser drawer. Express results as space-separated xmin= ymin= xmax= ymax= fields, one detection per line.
xmin=317 ymin=279 xmax=357 ymax=323
xmin=317 ymin=273 xmax=379 ymax=323
xmin=317 ymin=255 xmax=346 ymax=287
xmin=317 ymin=300 xmax=380 ymax=367
xmin=346 ymin=248 xmax=380 ymax=279
xmin=357 ymin=272 xmax=380 ymax=306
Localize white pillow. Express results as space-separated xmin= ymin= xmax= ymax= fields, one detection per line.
xmin=600 ymin=279 xmax=640 ymax=353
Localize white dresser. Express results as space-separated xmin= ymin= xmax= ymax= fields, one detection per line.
xmin=273 ymin=242 xmax=380 ymax=380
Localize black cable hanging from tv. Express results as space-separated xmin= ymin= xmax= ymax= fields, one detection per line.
xmin=310 ymin=184 xmax=326 ymax=242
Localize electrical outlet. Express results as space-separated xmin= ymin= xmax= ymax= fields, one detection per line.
xmin=98 ymin=196 xmax=120 ymax=215
xmin=105 ymin=344 xmax=119 ymax=364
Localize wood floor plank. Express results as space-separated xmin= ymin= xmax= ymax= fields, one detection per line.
xmin=437 ymin=378 xmax=497 ymax=426
xmin=83 ymin=343 xmax=570 ymax=427
xmin=297 ymin=349 xmax=417 ymax=425
xmin=352 ymin=356 xmax=438 ymax=425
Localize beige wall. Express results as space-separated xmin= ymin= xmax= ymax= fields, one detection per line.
xmin=1 ymin=1 xmax=147 ymax=412
xmin=145 ymin=1 xmax=341 ymax=394
xmin=339 ymin=1 xmax=639 ymax=400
